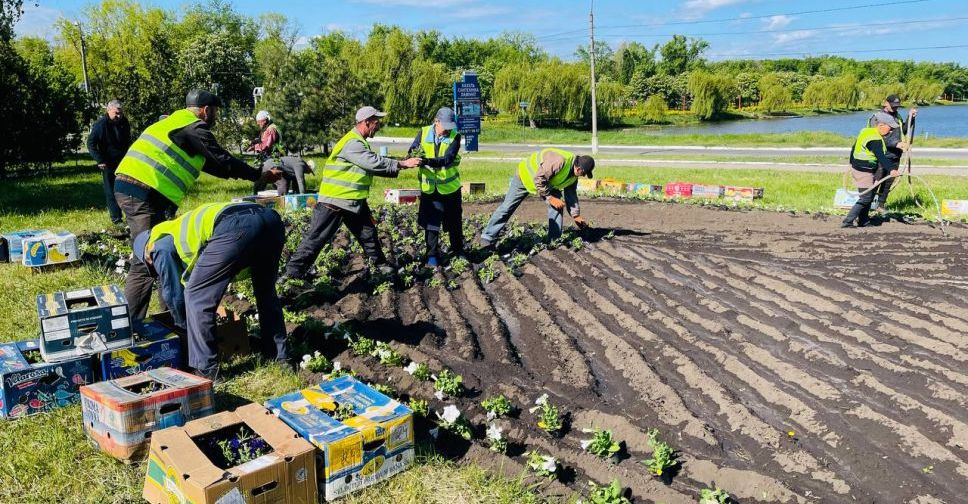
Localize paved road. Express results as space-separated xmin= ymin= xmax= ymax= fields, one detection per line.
xmin=371 ymin=136 xmax=968 ymax=160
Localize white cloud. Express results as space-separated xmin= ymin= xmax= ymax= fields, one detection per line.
xmin=772 ymin=30 xmax=818 ymax=45
xmin=764 ymin=15 xmax=793 ymax=30
xmin=355 ymin=0 xmax=468 ymax=6
xmin=14 ymin=5 xmax=63 ymax=39
xmin=447 ymin=5 xmax=510 ymax=20
xmin=681 ymin=0 xmax=748 ymax=18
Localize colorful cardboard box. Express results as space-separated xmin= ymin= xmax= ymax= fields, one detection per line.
xmin=940 ymin=199 xmax=968 ymax=217
xmin=665 ymin=182 xmax=694 ymax=198
xmin=724 ymin=186 xmax=756 ymax=202
xmin=0 ymin=229 xmax=48 ymax=263
xmin=692 ymin=184 xmax=724 ymax=199
xmin=36 ymin=285 xmax=133 ymax=363
xmin=599 ymin=178 xmax=627 ymax=193
xmin=577 ymin=178 xmax=600 ymax=193
xmin=627 ymin=183 xmax=662 ymax=196
xmin=383 ymin=189 xmax=421 ymax=205
xmin=266 ymin=376 xmax=415 ymax=501
xmin=834 ymin=188 xmax=860 ymax=209
xmin=81 ymin=367 xmax=214 ymax=461
xmin=99 ymin=320 xmax=182 ymax=380
xmin=461 ymin=182 xmax=485 ymax=195
xmin=143 ymin=402 xmax=317 ymax=504
xmin=0 ymin=339 xmax=94 ymax=419
xmin=21 ymin=231 xmax=80 ymax=267
xmin=283 ymin=193 xmax=319 ymax=210
xmin=234 ymin=195 xmax=283 ymax=209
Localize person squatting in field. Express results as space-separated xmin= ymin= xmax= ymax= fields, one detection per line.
xmin=843 ymin=117 xmax=897 ymax=228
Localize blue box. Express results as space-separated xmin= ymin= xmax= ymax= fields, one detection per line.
xmin=37 ymin=285 xmax=134 ymax=363
xmin=265 ymin=376 xmax=414 ymax=500
xmin=98 ymin=321 xmax=183 ymax=380
xmin=0 ymin=229 xmax=48 ymax=262
xmin=283 ymin=193 xmax=318 ymax=210
xmin=0 ymin=339 xmax=95 ymax=419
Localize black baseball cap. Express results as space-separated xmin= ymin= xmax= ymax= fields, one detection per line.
xmin=885 ymin=95 xmax=902 ymax=108
xmin=186 ymin=89 xmax=224 ymax=108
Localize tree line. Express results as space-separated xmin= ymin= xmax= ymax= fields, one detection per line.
xmin=2 ymin=0 xmax=967 ymax=174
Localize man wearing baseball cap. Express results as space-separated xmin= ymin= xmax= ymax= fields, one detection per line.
xmin=867 ymin=94 xmax=918 ymax=213
xmin=280 ymin=106 xmax=423 ymax=283
xmin=408 ymin=106 xmax=465 ymax=268
xmin=115 ymin=89 xmax=281 ymax=326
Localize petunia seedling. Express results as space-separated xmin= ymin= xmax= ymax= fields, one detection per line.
xmin=299 ymin=351 xmax=331 ymax=373
xmin=333 ymin=403 xmax=356 ymax=421
xmin=407 ymin=398 xmax=429 ymax=417
xmin=587 ymin=479 xmax=631 ymax=504
xmin=405 ymin=361 xmax=431 ymax=381
xmin=536 ymin=401 xmax=563 ymax=436
xmin=525 ymin=450 xmax=559 ymax=479
xmin=436 ymin=405 xmax=472 ymax=440
xmin=642 ymin=428 xmax=679 ymax=477
xmin=433 ymin=369 xmax=464 ymax=397
xmin=699 ymin=487 xmax=732 ymax=504
xmin=581 ymin=428 xmax=621 ymax=460
xmin=486 ymin=423 xmax=507 ymax=453
xmin=481 ymin=394 xmax=513 ymax=419
xmin=350 ymin=337 xmax=376 ymax=356
xmin=372 ymin=341 xmax=404 ymax=367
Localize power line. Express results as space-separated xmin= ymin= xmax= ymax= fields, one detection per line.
xmin=533 ymin=0 xmax=932 ymax=40
xmin=537 ymin=15 xmax=968 ymax=44
xmin=706 ymin=43 xmax=968 ymax=59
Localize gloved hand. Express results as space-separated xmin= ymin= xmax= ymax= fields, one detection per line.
xmin=547 ymin=196 xmax=565 ymax=211
xmin=897 ymin=141 xmax=910 ymax=151
xmin=890 ymin=169 xmax=900 ymax=177
xmin=573 ymin=216 xmax=589 ymax=229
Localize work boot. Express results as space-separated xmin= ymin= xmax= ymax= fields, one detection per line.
xmin=840 ymin=221 xmax=854 ymax=229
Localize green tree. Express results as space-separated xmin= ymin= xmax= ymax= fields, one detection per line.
xmin=658 ymin=35 xmax=708 ymax=76
xmin=642 ymin=94 xmax=667 ymax=123
xmin=614 ymin=42 xmax=656 ymax=85
xmin=688 ymin=71 xmax=735 ymax=120
xmin=575 ymin=40 xmax=616 ymax=80
xmin=758 ymin=84 xmax=791 ymax=113
xmin=253 ymin=13 xmax=300 ymax=89
xmin=734 ymin=72 xmax=760 ymax=105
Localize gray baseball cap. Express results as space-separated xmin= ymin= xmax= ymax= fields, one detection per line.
xmin=355 ymin=106 xmax=386 ymax=122
xmin=435 ymin=107 xmax=457 ymax=130
xmin=185 ymin=89 xmax=223 ymax=108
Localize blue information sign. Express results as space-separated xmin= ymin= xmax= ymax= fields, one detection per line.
xmin=453 ymin=71 xmax=481 ymax=151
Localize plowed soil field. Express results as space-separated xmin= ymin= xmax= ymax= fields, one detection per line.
xmin=299 ymin=200 xmax=968 ymax=504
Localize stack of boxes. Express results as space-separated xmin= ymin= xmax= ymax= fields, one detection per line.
xmin=1 ymin=229 xmax=48 ymax=263
xmin=0 ymin=229 xmax=80 ymax=267
xmin=37 ymin=285 xmax=133 ymax=363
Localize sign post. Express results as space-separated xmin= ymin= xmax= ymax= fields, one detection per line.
xmin=453 ymin=71 xmax=481 ymax=152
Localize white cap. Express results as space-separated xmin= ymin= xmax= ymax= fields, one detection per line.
xmin=256 ymin=110 xmax=270 ymax=121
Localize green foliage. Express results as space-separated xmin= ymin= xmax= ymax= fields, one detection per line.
xmin=372 ymin=281 xmax=392 ymax=296
xmin=407 ymin=398 xmax=429 ymax=417
xmin=351 ymin=336 xmax=377 ymax=356
xmin=583 ymin=428 xmax=621 ymax=459
xmin=433 ymin=369 xmax=464 ymax=397
xmin=371 ymin=383 xmax=395 ymax=397
xmin=688 ymin=71 xmax=736 ymax=120
xmin=759 ymin=83 xmax=792 ymax=113
xmin=587 ymin=479 xmax=631 ymax=504
xmin=372 ymin=341 xmax=405 ymax=367
xmin=449 ymin=256 xmax=471 ymax=275
xmin=658 ymin=35 xmax=708 ymax=75
xmin=407 ymin=361 xmax=432 ymax=381
xmin=536 ymin=401 xmax=562 ymax=435
xmin=699 ymin=487 xmax=732 ymax=504
xmin=481 ymin=395 xmax=513 ymax=418
xmin=642 ymin=94 xmax=668 ymax=123
xmin=642 ymin=428 xmax=679 ymax=476
xmin=333 ymin=403 xmax=356 ymax=421
xmin=525 ymin=450 xmax=558 ymax=479
xmin=299 ymin=351 xmax=331 ymax=373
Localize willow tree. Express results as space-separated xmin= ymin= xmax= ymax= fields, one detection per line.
xmin=759 ymin=84 xmax=791 ymax=113
xmin=688 ymin=71 xmax=735 ymax=120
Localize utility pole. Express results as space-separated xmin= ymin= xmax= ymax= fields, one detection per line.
xmin=589 ymin=0 xmax=599 ymax=154
xmin=76 ymin=22 xmax=90 ymax=95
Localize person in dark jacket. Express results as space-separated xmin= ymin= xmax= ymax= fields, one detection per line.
xmin=114 ymin=89 xmax=281 ymax=325
xmin=842 ymin=120 xmax=896 ymax=228
xmin=867 ymin=95 xmax=918 ymax=212
xmin=87 ymin=100 xmax=131 ymax=224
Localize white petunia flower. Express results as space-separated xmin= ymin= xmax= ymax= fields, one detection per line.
xmin=332 ymin=361 xmax=342 ymax=371
xmin=434 ymin=390 xmax=445 ymax=401
xmin=486 ymin=411 xmax=497 ymax=421
xmin=486 ymin=423 xmax=503 ymax=441
xmin=529 ymin=393 xmax=549 ymax=413
xmin=438 ymin=405 xmax=460 ymax=424
xmin=115 ymin=258 xmax=126 ymax=266
xmin=404 ymin=361 xmax=419 ymax=375
xmin=302 ymin=354 xmax=312 ymax=362
xmin=540 ymin=456 xmax=557 ymax=473
xmin=313 ymin=350 xmax=321 ymax=358
xmin=580 ymin=439 xmax=593 ymax=450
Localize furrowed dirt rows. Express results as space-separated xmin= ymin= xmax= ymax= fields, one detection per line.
xmin=294 ymin=200 xmax=968 ymax=503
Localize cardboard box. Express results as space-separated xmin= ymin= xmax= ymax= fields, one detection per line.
xmin=577 ymin=179 xmax=600 ymax=193
xmin=461 ymin=182 xmax=485 ymax=195
xmin=143 ymin=402 xmax=317 ymax=504
xmin=21 ymin=231 xmax=80 ymax=267
xmin=36 ymin=285 xmax=133 ymax=363
xmin=724 ymin=186 xmax=756 ymax=202
xmin=283 ymin=193 xmax=318 ymax=210
xmin=0 ymin=229 xmax=48 ymax=263
xmin=265 ymin=376 xmax=414 ymax=501
xmin=99 ymin=320 xmax=182 ymax=380
xmin=234 ymin=195 xmax=283 ymax=210
xmin=692 ymin=184 xmax=724 ymax=199
xmin=81 ymin=367 xmax=213 ymax=461
xmin=665 ymin=182 xmax=693 ymax=198
xmin=150 ymin=307 xmax=250 ymax=361
xmin=627 ymin=183 xmax=662 ymax=196
xmin=940 ymin=199 xmax=968 ymax=217
xmin=599 ymin=178 xmax=626 ymax=193
xmin=383 ymin=189 xmax=421 ymax=205
xmin=0 ymin=339 xmax=94 ymax=419
xmin=834 ymin=188 xmax=859 ymax=209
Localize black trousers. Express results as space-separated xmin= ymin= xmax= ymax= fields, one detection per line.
xmin=844 ymin=187 xmax=875 ymax=226
xmin=116 ymin=190 xmax=175 ymax=323
xmin=101 ymin=165 xmax=123 ymax=223
xmin=874 ymin=157 xmax=900 ymax=207
xmin=285 ymin=202 xmax=387 ymax=278
xmin=417 ymin=190 xmax=464 ymax=259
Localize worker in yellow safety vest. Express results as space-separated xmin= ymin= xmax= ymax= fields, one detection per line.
xmin=479 ymin=148 xmax=595 ymax=248
xmin=280 ymin=106 xmax=423 ymax=282
xmin=408 ymin=107 xmax=464 ymax=267
xmin=132 ymin=202 xmax=286 ymax=381
xmin=115 ymin=89 xmax=281 ymax=326
xmin=842 ymin=119 xmax=897 ymax=228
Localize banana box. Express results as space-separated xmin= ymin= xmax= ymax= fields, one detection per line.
xmin=0 ymin=339 xmax=94 ymax=419
xmin=577 ymin=178 xmax=600 ymax=193
xmin=834 ymin=188 xmax=859 ymax=209
xmin=21 ymin=231 xmax=80 ymax=267
xmin=143 ymin=402 xmax=317 ymax=504
xmin=283 ymin=193 xmax=319 ymax=210
xmin=265 ymin=376 xmax=415 ymax=501
xmin=384 ymin=189 xmax=421 ymax=205
xmin=940 ymin=199 xmax=968 ymax=217
xmin=81 ymin=367 xmax=213 ymax=461
xmin=0 ymin=229 xmax=48 ymax=262
xmin=692 ymin=184 xmax=724 ymax=199
xmin=724 ymin=186 xmax=756 ymax=202
xmin=36 ymin=285 xmax=133 ymax=363
xmin=627 ymin=183 xmax=662 ymax=196
xmin=599 ymin=178 xmax=627 ymax=193
xmin=98 ymin=320 xmax=182 ymax=380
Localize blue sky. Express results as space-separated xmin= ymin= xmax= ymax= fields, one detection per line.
xmin=15 ymin=0 xmax=968 ymax=63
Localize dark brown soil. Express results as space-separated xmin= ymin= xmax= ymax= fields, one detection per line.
xmin=295 ymin=200 xmax=968 ymax=504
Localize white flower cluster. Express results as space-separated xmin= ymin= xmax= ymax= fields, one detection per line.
xmin=299 ymin=351 xmax=323 ymax=370
xmin=528 ymin=393 xmax=549 ymax=413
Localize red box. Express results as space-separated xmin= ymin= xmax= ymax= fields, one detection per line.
xmin=664 ymin=182 xmax=693 ymax=198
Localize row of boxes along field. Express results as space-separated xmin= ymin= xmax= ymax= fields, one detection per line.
xmin=238 ymin=183 xmax=489 ymax=209
xmin=578 ymin=178 xmax=765 ymax=201
xmin=2 ymin=283 xmax=416 ymax=502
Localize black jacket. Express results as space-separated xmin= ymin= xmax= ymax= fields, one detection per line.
xmin=87 ymin=115 xmax=132 ymax=166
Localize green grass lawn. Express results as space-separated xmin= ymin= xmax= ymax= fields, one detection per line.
xmin=0 ymin=158 xmax=964 ymax=503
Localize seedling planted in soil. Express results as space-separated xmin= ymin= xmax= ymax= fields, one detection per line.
xmin=436 ymin=405 xmax=473 ymax=440
xmin=404 ymin=361 xmax=432 ymax=381
xmin=642 ymin=428 xmax=679 ymax=477
xmin=371 ymin=383 xmax=395 ymax=397
xmin=699 ymin=487 xmax=732 ymax=504
xmin=486 ymin=423 xmax=507 ymax=453
xmin=372 ymin=341 xmax=404 ymax=367
xmin=407 ymin=398 xmax=429 ymax=417
xmin=532 ymin=395 xmax=563 ymax=436
xmin=481 ymin=394 xmax=513 ymax=418
xmin=433 ymin=369 xmax=464 ymax=397
xmin=525 ymin=450 xmax=559 ymax=479
xmin=587 ymin=479 xmax=631 ymax=504
xmin=351 ymin=336 xmax=377 ymax=357
xmin=299 ymin=351 xmax=331 ymax=373
xmin=581 ymin=428 xmax=621 ymax=460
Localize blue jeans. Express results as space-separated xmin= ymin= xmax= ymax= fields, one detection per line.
xmin=481 ymin=175 xmax=567 ymax=244
xmin=185 ymin=206 xmax=286 ymax=373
